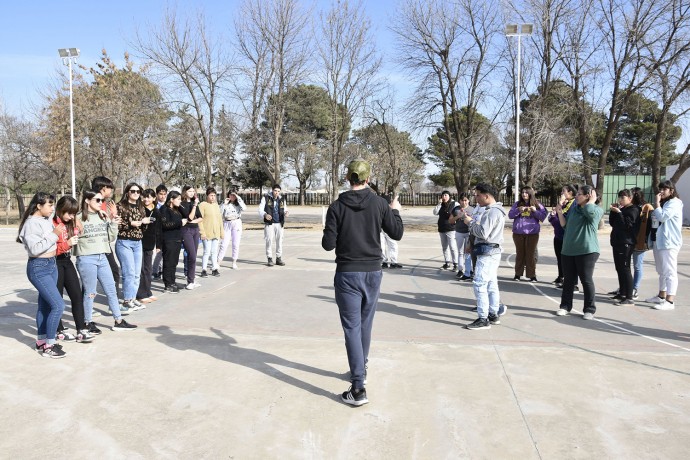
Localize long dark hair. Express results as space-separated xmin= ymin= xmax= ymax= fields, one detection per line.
xmin=658 ymin=180 xmax=680 ymax=205
xmin=631 ymin=187 xmax=646 ymax=206
xmin=55 ymin=196 xmax=79 ymax=238
xmin=118 ymin=182 xmax=145 ymax=216
xmin=81 ymin=190 xmax=105 ymax=221
xmin=17 ymin=192 xmax=55 ymax=243
xmin=518 ymin=186 xmax=538 ymax=207
xmin=562 ymin=184 xmax=577 ymax=198
xmin=165 ymin=190 xmax=183 ymax=214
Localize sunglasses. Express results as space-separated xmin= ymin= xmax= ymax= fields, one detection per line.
xmin=129 ymin=189 xmax=141 ymax=194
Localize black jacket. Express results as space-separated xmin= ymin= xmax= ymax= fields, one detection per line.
xmin=141 ymin=207 xmax=161 ymax=251
xmin=609 ymin=205 xmax=640 ymax=246
xmin=160 ymin=206 xmax=184 ymax=241
xmin=322 ymin=188 xmax=404 ymax=272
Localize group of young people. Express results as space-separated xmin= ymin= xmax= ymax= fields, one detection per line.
xmin=433 ymin=181 xmax=684 ymax=328
xmin=17 ymin=177 xmax=249 ymax=358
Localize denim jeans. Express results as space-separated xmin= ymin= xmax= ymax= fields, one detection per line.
xmin=632 ymin=250 xmax=646 ymax=291
xmin=181 ymin=226 xmax=200 ymax=283
xmin=201 ymin=238 xmax=219 ymax=270
xmin=77 ymin=253 xmax=123 ymax=321
xmin=115 ymin=239 xmax=143 ymax=301
xmin=334 ymin=271 xmax=382 ymax=390
xmin=473 ymin=252 xmax=501 ymax=319
xmin=27 ymin=257 xmax=65 ymax=345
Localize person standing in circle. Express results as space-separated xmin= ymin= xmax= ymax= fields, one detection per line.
xmin=180 ymin=186 xmax=203 ymax=290
xmin=433 ymin=191 xmax=457 ymax=271
xmin=259 ymin=184 xmax=289 ymax=267
xmin=218 ymin=191 xmax=246 ymax=270
xmin=608 ymin=189 xmax=640 ymax=306
xmin=548 ymin=185 xmax=577 ymax=288
xmin=509 ymin=186 xmax=547 ymax=282
xmin=554 ymin=185 xmax=603 ymax=320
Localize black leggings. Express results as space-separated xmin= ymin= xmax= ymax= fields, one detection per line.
xmin=561 ymin=252 xmax=599 ymax=313
xmin=612 ymin=243 xmax=634 ymax=299
xmin=56 ymin=256 xmax=85 ymax=331
xmin=162 ymin=238 xmax=182 ymax=287
xmin=106 ymin=250 xmax=121 ymax=298
xmin=553 ymin=237 xmax=564 ymax=279
xmin=137 ymin=249 xmax=154 ymax=299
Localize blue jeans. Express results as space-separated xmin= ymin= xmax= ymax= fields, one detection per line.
xmin=201 ymin=238 xmax=219 ymax=271
xmin=334 ymin=271 xmax=383 ymax=390
xmin=115 ymin=239 xmax=143 ymax=301
xmin=633 ymin=250 xmax=645 ymax=291
xmin=473 ymin=252 xmax=501 ymax=319
xmin=77 ymin=254 xmax=123 ymax=321
xmin=27 ymin=257 xmax=64 ymax=345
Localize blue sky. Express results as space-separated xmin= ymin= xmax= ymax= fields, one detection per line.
xmin=0 ymin=0 xmax=399 ymax=117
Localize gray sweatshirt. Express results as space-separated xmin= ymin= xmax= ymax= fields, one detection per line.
xmin=19 ymin=216 xmax=58 ymax=257
xmin=469 ymin=202 xmax=506 ymax=246
xmin=73 ymin=212 xmax=118 ymax=256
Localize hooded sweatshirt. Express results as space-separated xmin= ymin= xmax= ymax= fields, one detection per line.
xmin=322 ymin=188 xmax=404 ymax=272
xmin=652 ymin=197 xmax=683 ymax=250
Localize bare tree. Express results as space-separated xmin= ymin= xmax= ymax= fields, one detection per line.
xmin=392 ymin=0 xmax=504 ymax=192
xmin=317 ymin=0 xmax=381 ymax=199
xmin=134 ymin=8 xmax=232 ymax=186
xmin=234 ymin=0 xmax=311 ymax=186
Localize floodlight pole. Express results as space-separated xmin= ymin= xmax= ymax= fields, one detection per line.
xmin=506 ymin=25 xmax=532 ymax=203
xmin=58 ymin=48 xmax=79 ymax=198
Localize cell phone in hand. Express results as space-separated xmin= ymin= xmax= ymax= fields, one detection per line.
xmin=149 ymin=217 xmax=156 ymax=222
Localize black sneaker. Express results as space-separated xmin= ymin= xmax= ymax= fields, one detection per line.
xmin=513 ymin=275 xmax=521 ymax=281
xmin=552 ymin=277 xmax=563 ymax=285
xmin=529 ymin=277 xmax=538 ymax=283
xmin=42 ymin=343 xmax=67 ymax=359
xmin=381 ymin=262 xmax=389 ymax=269
xmin=442 ymin=263 xmax=450 ymax=270
xmin=200 ymin=270 xmax=208 ymax=278
xmin=614 ymin=298 xmax=634 ymax=306
xmin=152 ymin=272 xmax=162 ymax=280
xmin=466 ymin=317 xmax=491 ymax=330
xmin=610 ymin=294 xmax=625 ymax=301
xmin=456 ymin=270 xmax=463 ymax=279
xmin=211 ymin=269 xmax=220 ymax=277
xmin=453 ymin=264 xmax=458 ymax=271
xmin=460 ymin=274 xmax=473 ymax=281
xmin=275 ymin=257 xmax=285 ymax=266
xmin=165 ymin=285 xmax=180 ymax=293
xmin=112 ymin=319 xmax=137 ymax=331
xmin=390 ymin=263 xmax=402 ymax=269
xmin=87 ymin=322 xmax=102 ymax=335
xmin=267 ymin=258 xmax=274 ymax=267
xmin=341 ymin=386 xmax=368 ymax=406
xmin=488 ymin=313 xmax=501 ymax=325
xmin=607 ymin=288 xmax=620 ymax=295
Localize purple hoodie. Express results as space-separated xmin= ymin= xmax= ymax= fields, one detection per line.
xmin=508 ymin=202 xmax=548 ymax=234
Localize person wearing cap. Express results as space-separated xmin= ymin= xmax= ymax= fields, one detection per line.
xmin=259 ymin=184 xmax=289 ymax=266
xmin=322 ymin=159 xmax=404 ymax=406
xmin=433 ymin=190 xmax=458 ymax=271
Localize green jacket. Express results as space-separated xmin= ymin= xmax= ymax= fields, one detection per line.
xmin=561 ymin=203 xmax=603 ymax=256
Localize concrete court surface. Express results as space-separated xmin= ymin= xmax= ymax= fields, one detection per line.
xmin=1 ymin=205 xmax=690 ymax=459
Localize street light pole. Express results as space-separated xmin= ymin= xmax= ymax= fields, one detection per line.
xmin=505 ymin=24 xmax=532 ymax=203
xmin=58 ymin=48 xmax=80 ymax=198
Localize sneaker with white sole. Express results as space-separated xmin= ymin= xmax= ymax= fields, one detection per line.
xmin=112 ymin=319 xmax=137 ymax=331
xmin=556 ymin=308 xmax=569 ymax=316
xmin=653 ymin=300 xmax=675 ymax=311
xmin=583 ymin=312 xmax=594 ymax=320
xmin=123 ymin=300 xmax=145 ymax=312
xmin=497 ymin=304 xmax=508 ymax=316
xmin=466 ymin=318 xmax=491 ymax=330
xmin=341 ymin=386 xmax=368 ymax=406
xmin=57 ymin=330 xmax=76 ymax=341
xmin=632 ymin=289 xmax=639 ymax=300
xmin=76 ymin=330 xmax=94 ymax=343
xmin=232 ymin=262 xmax=238 ymax=270
xmin=645 ymin=295 xmax=665 ymax=304
xmin=185 ymin=283 xmax=198 ymax=290
xmin=488 ymin=313 xmax=500 ymax=325
xmin=41 ymin=343 xmax=67 ymax=359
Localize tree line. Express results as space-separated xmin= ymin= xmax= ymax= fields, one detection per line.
xmin=1 ymin=0 xmax=689 ymax=216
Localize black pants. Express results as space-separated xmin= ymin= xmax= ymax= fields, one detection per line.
xmin=106 ymin=250 xmax=121 ymax=298
xmin=612 ymin=243 xmax=634 ymax=299
xmin=553 ymin=237 xmax=564 ymax=279
xmin=162 ymin=238 xmax=182 ymax=287
xmin=56 ymin=255 xmax=86 ymax=331
xmin=561 ymin=252 xmax=599 ymax=313
xmin=136 ymin=249 xmax=154 ymax=299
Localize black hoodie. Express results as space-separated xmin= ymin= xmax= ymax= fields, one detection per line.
xmin=322 ymin=188 xmax=404 ymax=272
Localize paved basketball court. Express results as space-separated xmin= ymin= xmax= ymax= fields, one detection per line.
xmin=1 ymin=206 xmax=689 ymax=459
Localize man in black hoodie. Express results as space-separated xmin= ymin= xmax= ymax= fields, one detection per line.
xmin=322 ymin=159 xmax=404 ymax=406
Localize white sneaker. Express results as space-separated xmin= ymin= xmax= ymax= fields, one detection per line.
xmin=556 ymin=308 xmax=569 ymax=316
xmin=186 ymin=283 xmax=197 ymax=290
xmin=653 ymin=300 xmax=675 ymax=311
xmin=645 ymin=295 xmax=664 ymax=304
xmin=92 ymin=311 xmax=102 ymax=318
xmin=232 ymin=262 xmax=238 ymax=270
xmin=583 ymin=312 xmax=594 ymax=320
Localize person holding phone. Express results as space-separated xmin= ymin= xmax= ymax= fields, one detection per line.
xmin=608 ymin=189 xmax=640 ymax=306
xmin=180 ymin=185 xmax=203 ymax=290
xmin=160 ymin=191 xmax=187 ymax=293
xmin=508 ymin=186 xmax=548 ymax=282
xmin=218 ymin=191 xmax=247 ymax=269
xmin=136 ymin=189 xmax=160 ymax=303
xmin=646 ymin=180 xmax=683 ymax=310
xmin=548 ymin=185 xmax=577 ymax=287
xmin=554 ymin=185 xmax=603 ymax=319
xmin=433 ymin=191 xmax=458 ymax=271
